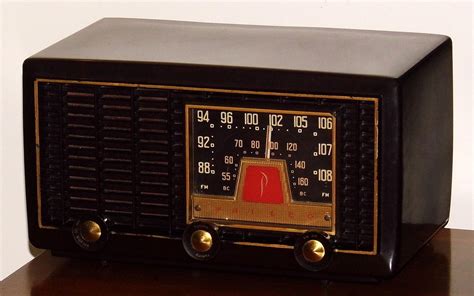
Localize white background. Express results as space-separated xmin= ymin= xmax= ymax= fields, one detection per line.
xmin=1 ymin=0 xmax=472 ymax=280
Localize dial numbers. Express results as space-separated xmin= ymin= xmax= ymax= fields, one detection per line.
xmin=188 ymin=105 xmax=336 ymax=204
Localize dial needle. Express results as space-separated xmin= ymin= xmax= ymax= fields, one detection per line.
xmin=265 ymin=125 xmax=272 ymax=159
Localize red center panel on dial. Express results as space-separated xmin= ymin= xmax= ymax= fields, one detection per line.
xmin=242 ymin=165 xmax=284 ymax=204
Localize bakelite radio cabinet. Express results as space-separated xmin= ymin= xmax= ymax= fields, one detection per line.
xmin=23 ymin=18 xmax=453 ymax=281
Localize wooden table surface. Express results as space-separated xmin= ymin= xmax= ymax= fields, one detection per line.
xmin=1 ymin=229 xmax=473 ymax=296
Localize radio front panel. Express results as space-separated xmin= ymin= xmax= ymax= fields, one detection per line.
xmin=34 ymin=79 xmax=378 ymax=256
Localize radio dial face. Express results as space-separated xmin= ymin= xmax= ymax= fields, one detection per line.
xmin=186 ymin=105 xmax=336 ymax=232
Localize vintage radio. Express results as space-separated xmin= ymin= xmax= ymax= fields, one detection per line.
xmin=23 ymin=18 xmax=453 ymax=281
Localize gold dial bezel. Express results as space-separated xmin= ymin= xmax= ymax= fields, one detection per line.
xmin=185 ymin=105 xmax=337 ymax=234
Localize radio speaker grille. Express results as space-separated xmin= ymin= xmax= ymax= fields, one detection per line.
xmin=337 ymin=103 xmax=375 ymax=251
xmin=38 ymin=82 xmax=178 ymax=235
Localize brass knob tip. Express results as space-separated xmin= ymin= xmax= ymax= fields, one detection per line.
xmin=79 ymin=220 xmax=102 ymax=243
xmin=302 ymin=239 xmax=325 ymax=263
xmin=190 ymin=230 xmax=213 ymax=252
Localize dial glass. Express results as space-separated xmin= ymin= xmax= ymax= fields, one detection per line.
xmin=186 ymin=105 xmax=336 ymax=231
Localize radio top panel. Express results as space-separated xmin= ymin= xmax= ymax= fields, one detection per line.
xmin=31 ymin=18 xmax=448 ymax=78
